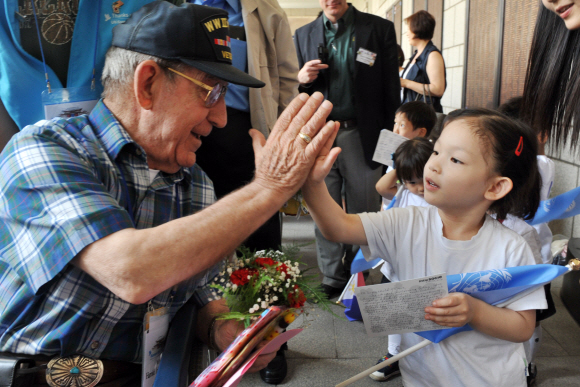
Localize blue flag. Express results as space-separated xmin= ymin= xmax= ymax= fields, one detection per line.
xmin=348 ymin=264 xmax=568 ymax=344
xmin=350 ymin=249 xmax=381 ymax=275
xmin=529 ymin=186 xmax=580 ymax=226
xmin=342 ymin=272 xmax=365 ymax=321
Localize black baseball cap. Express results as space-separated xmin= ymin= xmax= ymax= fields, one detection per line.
xmin=111 ymin=1 xmax=265 ymax=88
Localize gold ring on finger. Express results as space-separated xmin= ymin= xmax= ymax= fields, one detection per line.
xmin=298 ymin=132 xmax=312 ymax=144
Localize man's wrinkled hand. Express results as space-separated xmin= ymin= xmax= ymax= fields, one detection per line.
xmin=250 ymin=92 xmax=339 ymax=199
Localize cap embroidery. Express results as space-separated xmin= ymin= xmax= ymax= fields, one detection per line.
xmin=201 ymin=15 xmax=233 ymax=64
xmin=203 ymin=17 xmax=229 ymax=32
xmin=214 ymin=37 xmax=231 ymax=47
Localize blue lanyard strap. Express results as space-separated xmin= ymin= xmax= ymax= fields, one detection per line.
xmin=29 ymin=0 xmax=50 ymax=92
xmin=91 ymin=1 xmax=103 ymax=91
xmin=29 ymin=0 xmax=101 ymax=92
xmin=116 ymin=161 xmax=182 ymax=226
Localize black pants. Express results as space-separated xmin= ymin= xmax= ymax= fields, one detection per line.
xmin=196 ymin=107 xmax=281 ymax=251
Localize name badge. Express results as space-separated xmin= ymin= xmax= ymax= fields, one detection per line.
xmin=356 ymin=48 xmax=377 ymax=67
xmin=41 ymin=87 xmax=100 ymax=120
xmin=142 ymin=306 xmax=170 ymax=387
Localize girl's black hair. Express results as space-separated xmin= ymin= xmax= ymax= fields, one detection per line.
xmin=522 ymin=6 xmax=580 ymax=149
xmin=442 ymin=108 xmax=541 ymax=220
xmin=394 ymin=137 xmax=433 ymax=183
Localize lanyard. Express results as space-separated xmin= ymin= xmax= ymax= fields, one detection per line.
xmin=115 ymin=160 xmax=181 ymax=226
xmin=29 ymin=0 xmax=102 ymax=92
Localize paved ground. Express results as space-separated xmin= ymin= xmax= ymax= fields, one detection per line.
xmin=235 ymin=215 xmax=580 ymax=387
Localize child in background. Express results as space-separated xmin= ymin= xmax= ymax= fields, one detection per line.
xmin=371 ymin=137 xmax=433 ymax=382
xmin=376 ymin=138 xmax=432 ymax=209
xmin=304 ymin=109 xmax=547 ymax=386
xmin=498 ymin=96 xmax=556 ymax=385
xmin=381 ymin=101 xmax=437 ymax=210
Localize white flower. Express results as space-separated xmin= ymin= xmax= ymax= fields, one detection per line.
xmin=257 ymin=298 xmax=261 ymax=302
xmin=227 ymin=268 xmax=232 ymax=274
xmin=273 ymin=296 xmax=278 ymax=302
xmin=249 ymin=307 xmax=255 ymax=313
xmin=253 ymin=304 xmax=259 ymax=310
xmin=240 ymin=262 xmax=245 ymax=267
xmin=280 ymin=272 xmax=286 ymax=278
xmin=261 ymin=301 xmax=268 ymax=309
xmin=232 ymin=284 xmax=238 ymax=291
xmin=286 ymin=283 xmax=290 ymax=288
xmin=247 ymin=275 xmax=251 ymax=280
xmin=207 ymin=298 xmax=213 ymax=302
xmin=220 ymin=278 xmax=225 ymax=283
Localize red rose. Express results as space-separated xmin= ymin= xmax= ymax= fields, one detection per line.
xmin=255 ymin=257 xmax=276 ymax=267
xmin=287 ymin=287 xmax=306 ymax=308
xmin=276 ymin=263 xmax=289 ymax=274
xmin=230 ymin=268 xmax=258 ymax=286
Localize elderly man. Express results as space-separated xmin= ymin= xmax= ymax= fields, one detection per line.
xmin=0 ymin=2 xmax=338 ymax=386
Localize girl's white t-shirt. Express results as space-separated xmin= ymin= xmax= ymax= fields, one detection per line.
xmin=380 ymin=186 xmax=429 ymax=280
xmin=498 ymin=215 xmax=543 ymax=265
xmin=359 ymin=206 xmax=547 ymax=387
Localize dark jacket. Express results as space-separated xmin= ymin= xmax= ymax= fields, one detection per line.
xmin=294 ymin=7 xmax=401 ymax=169
xmin=402 ymin=40 xmax=446 ymax=113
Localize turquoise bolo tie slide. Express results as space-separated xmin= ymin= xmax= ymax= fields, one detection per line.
xmin=46 ymin=354 xmax=104 ymax=387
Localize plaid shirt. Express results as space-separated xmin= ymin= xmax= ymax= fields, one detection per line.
xmin=0 ymin=100 xmax=219 ymax=362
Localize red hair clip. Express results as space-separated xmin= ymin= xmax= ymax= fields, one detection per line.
xmin=515 ymin=136 xmax=523 ymax=156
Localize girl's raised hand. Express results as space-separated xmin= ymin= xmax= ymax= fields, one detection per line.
xmin=423 ymin=292 xmax=480 ymax=328
xmin=306 ymin=121 xmax=341 ymax=185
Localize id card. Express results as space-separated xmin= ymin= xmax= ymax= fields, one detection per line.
xmin=41 ymin=86 xmax=100 ymax=120
xmin=356 ymin=48 xmax=377 ymax=66
xmin=142 ymin=307 xmax=170 ymax=387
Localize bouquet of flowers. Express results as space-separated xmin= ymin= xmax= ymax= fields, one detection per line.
xmin=209 ymin=245 xmax=334 ymax=327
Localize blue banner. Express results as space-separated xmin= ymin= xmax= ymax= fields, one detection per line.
xmin=529 ymin=186 xmax=580 ymax=226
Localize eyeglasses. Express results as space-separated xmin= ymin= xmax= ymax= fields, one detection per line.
xmin=167 ymin=68 xmax=227 ymax=107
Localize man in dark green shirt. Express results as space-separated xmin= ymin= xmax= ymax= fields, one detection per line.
xmin=294 ymin=1 xmax=401 ymax=298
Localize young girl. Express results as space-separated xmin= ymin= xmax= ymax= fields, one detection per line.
xmin=304 ymin=108 xmax=547 ymax=386
xmin=372 ymin=137 xmax=432 ymax=382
